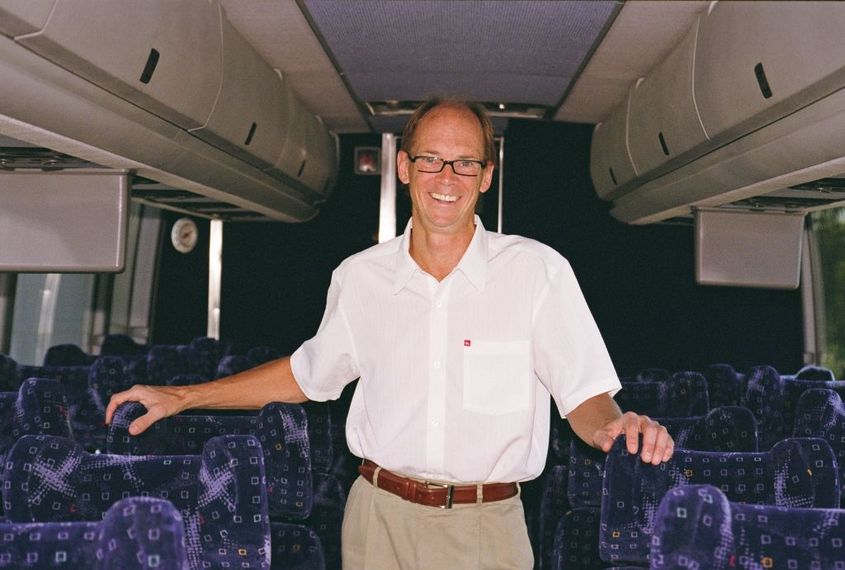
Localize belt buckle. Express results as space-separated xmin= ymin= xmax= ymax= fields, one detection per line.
xmin=425 ymin=481 xmax=455 ymax=509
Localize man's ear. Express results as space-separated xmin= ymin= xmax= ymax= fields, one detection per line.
xmin=479 ymin=162 xmax=495 ymax=194
xmin=397 ymin=150 xmax=410 ymax=184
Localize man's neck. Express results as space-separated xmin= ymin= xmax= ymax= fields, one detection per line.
xmin=409 ymin=220 xmax=475 ymax=282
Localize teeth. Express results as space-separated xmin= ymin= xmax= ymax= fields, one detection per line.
xmin=431 ymin=192 xmax=458 ymax=202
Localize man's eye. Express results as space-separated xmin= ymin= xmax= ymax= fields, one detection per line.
xmin=420 ymin=156 xmax=440 ymax=164
xmin=457 ymin=160 xmax=476 ymax=168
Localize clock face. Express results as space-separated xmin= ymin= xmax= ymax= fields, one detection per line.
xmin=171 ymin=217 xmax=199 ymax=254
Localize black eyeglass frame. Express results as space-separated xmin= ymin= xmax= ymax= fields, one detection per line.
xmin=407 ymin=155 xmax=487 ymax=177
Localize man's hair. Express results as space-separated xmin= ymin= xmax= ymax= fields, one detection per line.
xmin=400 ymin=98 xmax=496 ymax=166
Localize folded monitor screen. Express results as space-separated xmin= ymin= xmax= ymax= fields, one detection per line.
xmin=0 ymin=170 xmax=128 ymax=272
xmin=695 ymin=208 xmax=804 ymax=290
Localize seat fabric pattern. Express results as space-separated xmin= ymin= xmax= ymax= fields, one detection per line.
xmin=108 ymin=401 xmax=313 ymax=519
xmin=551 ymin=507 xmax=602 ymax=570
xmin=270 ymin=522 xmax=325 ymax=570
xmin=599 ymin=436 xmax=840 ymax=564
xmin=0 ymin=496 xmax=189 ymax=569
xmin=705 ymin=363 xmax=746 ymax=408
xmin=16 ymin=363 xmax=103 ymax=451
xmin=614 ymin=371 xmax=709 ymax=418
xmin=794 ymin=388 xmax=845 ymax=507
xmin=2 ymin=434 xmax=271 ymax=569
xmin=652 ymin=484 xmax=845 ymax=570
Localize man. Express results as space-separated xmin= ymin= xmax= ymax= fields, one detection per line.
xmin=106 ymin=98 xmax=673 ymax=570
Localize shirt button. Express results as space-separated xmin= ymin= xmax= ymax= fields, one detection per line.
xmin=433 ymin=361 xmax=441 ymax=369
xmin=432 ymin=419 xmax=440 ymax=427
xmin=435 ymin=301 xmax=443 ymax=308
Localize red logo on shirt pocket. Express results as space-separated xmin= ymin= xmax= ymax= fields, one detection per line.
xmin=464 ymin=339 xmax=472 ymax=347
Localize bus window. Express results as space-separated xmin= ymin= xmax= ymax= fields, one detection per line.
xmin=811 ymin=208 xmax=845 ymax=377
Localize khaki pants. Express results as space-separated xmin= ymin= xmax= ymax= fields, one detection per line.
xmin=341 ymin=476 xmax=534 ymax=570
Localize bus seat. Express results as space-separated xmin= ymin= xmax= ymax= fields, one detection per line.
xmin=108 ymin=401 xmax=313 ymax=520
xmin=3 ymin=434 xmax=270 ymax=569
xmin=652 ymin=484 xmax=845 ymax=570
xmin=0 ymin=496 xmax=189 ymax=569
xmin=600 ymin=436 xmax=839 ymax=565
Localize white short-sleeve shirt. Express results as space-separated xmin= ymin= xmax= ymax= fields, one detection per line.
xmin=291 ymin=217 xmax=620 ymax=483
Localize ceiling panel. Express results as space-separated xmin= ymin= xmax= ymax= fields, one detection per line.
xmin=303 ymin=0 xmax=617 ymax=109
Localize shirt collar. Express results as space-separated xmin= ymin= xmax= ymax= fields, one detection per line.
xmin=392 ymin=215 xmax=489 ymax=294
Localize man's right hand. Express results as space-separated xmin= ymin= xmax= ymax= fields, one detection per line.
xmin=105 ymin=384 xmax=188 ymax=435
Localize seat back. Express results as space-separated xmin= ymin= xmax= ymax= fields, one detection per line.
xmin=567 ymin=406 xmax=758 ymax=509
xmin=742 ymin=364 xmax=789 ymax=449
xmin=43 ymin=343 xmax=96 ymax=367
xmin=652 ymin=484 xmax=845 ymax=570
xmin=3 ymin=434 xmax=270 ymax=569
xmin=614 ymin=371 xmax=709 ymax=417
xmin=216 ymin=354 xmax=251 ymax=378
xmin=599 ymin=436 xmax=839 ymax=564
xmin=705 ymin=363 xmax=746 ymax=408
xmin=108 ymin=401 xmax=313 ymax=519
xmin=794 ymin=388 xmax=845 ymax=507
xmin=0 ymin=496 xmax=189 ymax=569
xmin=0 ymin=353 xmax=20 ymax=392
xmin=101 ymin=334 xmax=149 ymax=358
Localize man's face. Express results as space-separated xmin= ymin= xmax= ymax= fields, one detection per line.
xmin=397 ymin=105 xmax=494 ymax=236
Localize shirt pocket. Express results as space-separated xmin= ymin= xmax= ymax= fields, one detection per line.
xmin=462 ymin=339 xmax=531 ymax=415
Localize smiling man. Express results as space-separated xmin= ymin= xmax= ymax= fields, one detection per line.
xmin=106 ymin=98 xmax=673 ymax=570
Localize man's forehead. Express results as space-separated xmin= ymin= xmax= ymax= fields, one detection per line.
xmin=413 ymin=106 xmax=485 ymax=150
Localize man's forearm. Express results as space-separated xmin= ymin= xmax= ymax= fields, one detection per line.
xmin=183 ymin=356 xmax=309 ymax=410
xmin=565 ymin=392 xmax=623 ymax=449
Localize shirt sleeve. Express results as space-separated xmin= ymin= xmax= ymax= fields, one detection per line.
xmin=290 ymin=270 xmax=360 ymax=401
xmin=532 ymin=258 xmax=621 ymax=417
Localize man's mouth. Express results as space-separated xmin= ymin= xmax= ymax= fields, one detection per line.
xmin=431 ymin=192 xmax=458 ymax=203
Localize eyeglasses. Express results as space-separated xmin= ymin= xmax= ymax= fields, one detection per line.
xmin=408 ymin=155 xmax=486 ymax=176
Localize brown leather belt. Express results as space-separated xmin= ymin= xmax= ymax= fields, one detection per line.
xmin=358 ymin=459 xmax=519 ymax=509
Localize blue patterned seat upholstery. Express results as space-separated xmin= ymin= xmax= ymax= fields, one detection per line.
xmin=549 ymin=406 xmax=757 ymax=569
xmin=107 ymin=402 xmax=333 ymax=569
xmin=146 ymin=346 xmax=191 ymax=385
xmin=567 ymin=406 xmax=758 ymax=510
xmin=108 ymin=401 xmax=313 ymax=519
xmin=652 ymin=484 xmax=845 ymax=570
xmin=794 ymin=388 xmax=845 ymax=508
xmin=0 ymin=354 xmax=20 ymax=392
xmin=2 ymin=434 xmax=270 ymax=569
xmin=537 ymin=464 xmax=569 ymax=570
xmin=186 ymin=337 xmax=227 ymax=380
xmin=87 ymin=357 xmax=131 ymax=418
xmin=15 ymin=364 xmax=103 ymax=451
xmin=0 ymin=496 xmax=189 ymax=569
xmin=270 ymin=523 xmax=325 ymax=570
xmin=0 ymin=378 xmax=72 ymax=508
xmin=43 ymin=344 xmax=96 ymax=367
xmin=551 ymin=507 xmax=600 ymax=570
xmin=600 ymin=436 xmax=839 ymax=564
xmin=742 ymin=365 xmax=789 ymax=450
xmin=705 ymin=363 xmax=746 ymax=408
xmin=216 ymin=354 xmax=251 ymax=378
xmin=302 ymin=402 xmax=334 ymax=475
xmin=614 ymin=371 xmax=709 ymax=418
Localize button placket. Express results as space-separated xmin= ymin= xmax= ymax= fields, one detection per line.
xmin=425 ymin=279 xmax=450 ymax=474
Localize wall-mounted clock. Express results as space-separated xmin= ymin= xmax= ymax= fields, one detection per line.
xmin=171 ymin=217 xmax=198 ymax=254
